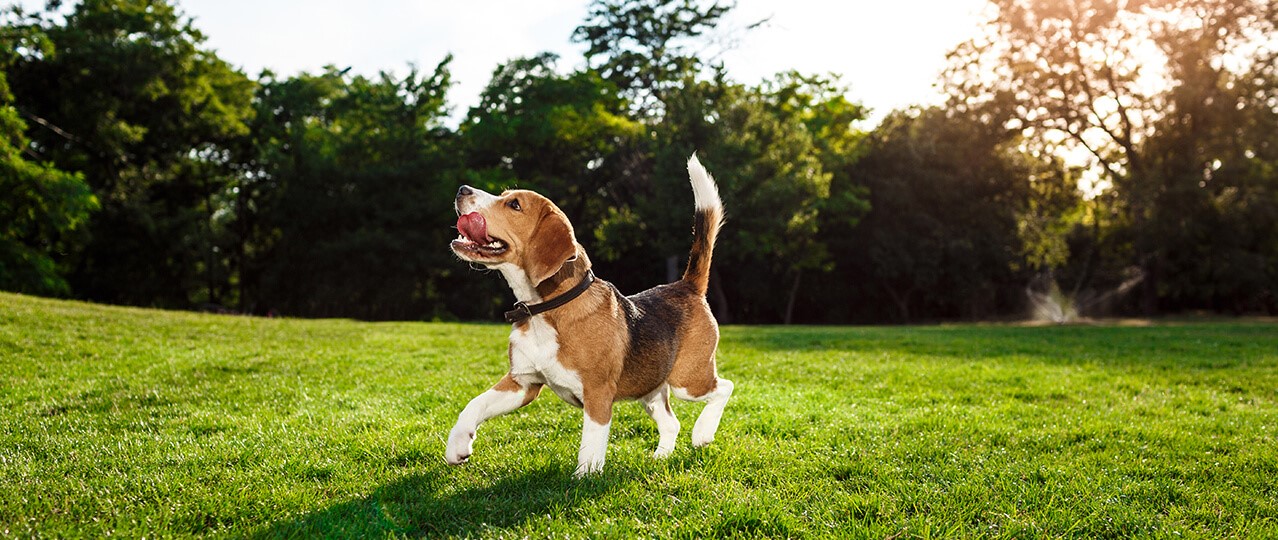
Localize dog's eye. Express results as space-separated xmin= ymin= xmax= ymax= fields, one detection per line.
xmin=506 ymin=199 xmax=522 ymax=211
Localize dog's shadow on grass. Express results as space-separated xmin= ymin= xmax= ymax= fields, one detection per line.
xmin=251 ymin=465 xmax=618 ymax=538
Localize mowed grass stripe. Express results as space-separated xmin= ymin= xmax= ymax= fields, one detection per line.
xmin=1 ymin=292 xmax=1275 ymax=538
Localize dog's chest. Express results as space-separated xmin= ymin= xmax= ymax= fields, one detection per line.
xmin=508 ymin=318 xmax=583 ymax=406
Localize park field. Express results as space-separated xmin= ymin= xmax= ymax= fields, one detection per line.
xmin=1 ymin=291 xmax=1276 ymax=538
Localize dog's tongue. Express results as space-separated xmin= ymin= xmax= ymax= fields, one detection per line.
xmin=457 ymin=212 xmax=490 ymax=243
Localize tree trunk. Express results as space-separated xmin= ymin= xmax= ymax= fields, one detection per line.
xmin=236 ymin=178 xmax=250 ymax=312
xmin=1140 ymin=255 xmax=1160 ymax=316
xmin=883 ymin=283 xmax=911 ymax=323
xmin=204 ymin=178 xmax=220 ymax=305
xmin=784 ymin=270 xmax=802 ymax=325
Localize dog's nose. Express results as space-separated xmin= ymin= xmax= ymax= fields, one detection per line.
xmin=457 ymin=185 xmax=473 ymax=197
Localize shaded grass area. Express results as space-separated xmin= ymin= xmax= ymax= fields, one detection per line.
xmin=1 ymin=291 xmax=1276 ymax=538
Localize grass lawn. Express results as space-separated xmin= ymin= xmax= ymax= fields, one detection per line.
xmin=1 ymin=291 xmax=1276 ymax=538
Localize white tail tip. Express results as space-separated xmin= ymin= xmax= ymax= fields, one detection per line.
xmin=687 ymin=153 xmax=722 ymax=211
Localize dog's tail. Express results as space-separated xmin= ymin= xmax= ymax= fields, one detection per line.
xmin=681 ymin=153 xmax=723 ymax=296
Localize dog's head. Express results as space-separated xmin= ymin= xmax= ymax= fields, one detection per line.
xmin=451 ymin=185 xmax=580 ymax=284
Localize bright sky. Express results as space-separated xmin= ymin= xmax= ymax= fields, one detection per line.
xmin=175 ymin=0 xmax=991 ymax=124
xmin=15 ymin=0 xmax=993 ymax=124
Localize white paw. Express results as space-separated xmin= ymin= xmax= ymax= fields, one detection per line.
xmin=445 ymin=427 xmax=474 ymax=465
xmin=692 ymin=429 xmax=715 ymax=448
xmin=573 ymin=457 xmax=605 ymax=478
xmin=653 ymin=445 xmax=675 ymax=459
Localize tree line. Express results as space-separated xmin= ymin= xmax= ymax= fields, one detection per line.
xmin=2 ymin=0 xmax=1276 ymax=324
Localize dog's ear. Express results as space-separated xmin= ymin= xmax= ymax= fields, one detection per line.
xmin=526 ymin=210 xmax=577 ymax=285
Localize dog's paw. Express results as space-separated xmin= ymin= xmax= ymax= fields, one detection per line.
xmin=691 ymin=431 xmax=715 ymax=448
xmin=573 ymin=458 xmax=605 ymax=479
xmin=653 ymin=445 xmax=675 ymax=459
xmin=445 ymin=428 xmax=475 ymax=465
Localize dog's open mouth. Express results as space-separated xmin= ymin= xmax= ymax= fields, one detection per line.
xmin=452 ymin=212 xmax=508 ymax=258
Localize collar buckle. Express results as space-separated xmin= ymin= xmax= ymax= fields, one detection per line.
xmin=502 ymin=270 xmax=595 ymax=325
xmin=504 ymin=302 xmax=534 ymax=324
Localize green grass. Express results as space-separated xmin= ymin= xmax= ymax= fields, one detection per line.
xmin=2 ymin=291 xmax=1276 ymax=538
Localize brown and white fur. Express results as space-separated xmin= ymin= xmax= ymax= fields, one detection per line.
xmin=445 ymin=154 xmax=732 ymax=477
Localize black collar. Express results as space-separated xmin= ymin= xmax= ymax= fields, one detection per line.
xmin=504 ymin=270 xmax=596 ymax=324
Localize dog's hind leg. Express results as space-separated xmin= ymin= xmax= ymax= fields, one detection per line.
xmin=640 ymin=384 xmax=680 ymax=458
xmin=668 ymin=320 xmax=733 ymax=448
xmin=673 ymin=376 xmax=734 ymax=448
xmin=445 ymin=373 xmax=542 ymax=466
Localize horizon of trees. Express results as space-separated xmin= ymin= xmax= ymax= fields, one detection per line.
xmin=2 ymin=0 xmax=1276 ymax=324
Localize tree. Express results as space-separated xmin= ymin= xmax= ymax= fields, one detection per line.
xmin=641 ymin=72 xmax=868 ymax=323
xmin=945 ymin=0 xmax=1278 ymax=314
xmin=244 ymin=62 xmax=462 ymax=319
xmin=7 ymin=0 xmax=254 ymax=307
xmin=459 ymin=54 xmax=652 ymax=315
xmin=835 ymin=107 xmax=1031 ymax=322
xmin=572 ymin=0 xmax=873 ymax=323
xmin=0 ymin=60 xmax=97 ymax=294
xmin=773 ymin=73 xmax=870 ymax=323
xmin=573 ymin=0 xmax=734 ymax=117
xmin=1139 ymin=1 xmax=1278 ymax=312
xmin=462 ymin=54 xmax=643 ymax=242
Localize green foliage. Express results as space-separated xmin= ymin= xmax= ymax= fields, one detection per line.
xmin=1013 ymin=151 xmax=1084 ymax=273
xmin=828 ymin=107 xmax=1032 ymax=322
xmin=5 ymin=0 xmax=1276 ymax=322
xmin=0 ymin=95 xmax=97 ymax=295
xmin=7 ymin=0 xmax=254 ymax=307
xmin=244 ymin=61 xmax=462 ymax=319
xmin=0 ymin=20 xmax=97 ymax=296
xmin=682 ymin=75 xmax=847 ymax=321
xmin=597 ymin=68 xmax=873 ymax=323
xmin=3 ymin=292 xmax=1277 ymax=537
xmin=574 ymin=0 xmax=734 ymax=116
xmin=463 ymin=53 xmax=643 ymax=236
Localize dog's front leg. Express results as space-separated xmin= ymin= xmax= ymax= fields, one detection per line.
xmin=446 ymin=373 xmax=542 ymax=465
xmin=574 ymin=387 xmax=615 ymax=478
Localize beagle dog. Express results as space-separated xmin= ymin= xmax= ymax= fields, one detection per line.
xmin=445 ymin=154 xmax=733 ymax=477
